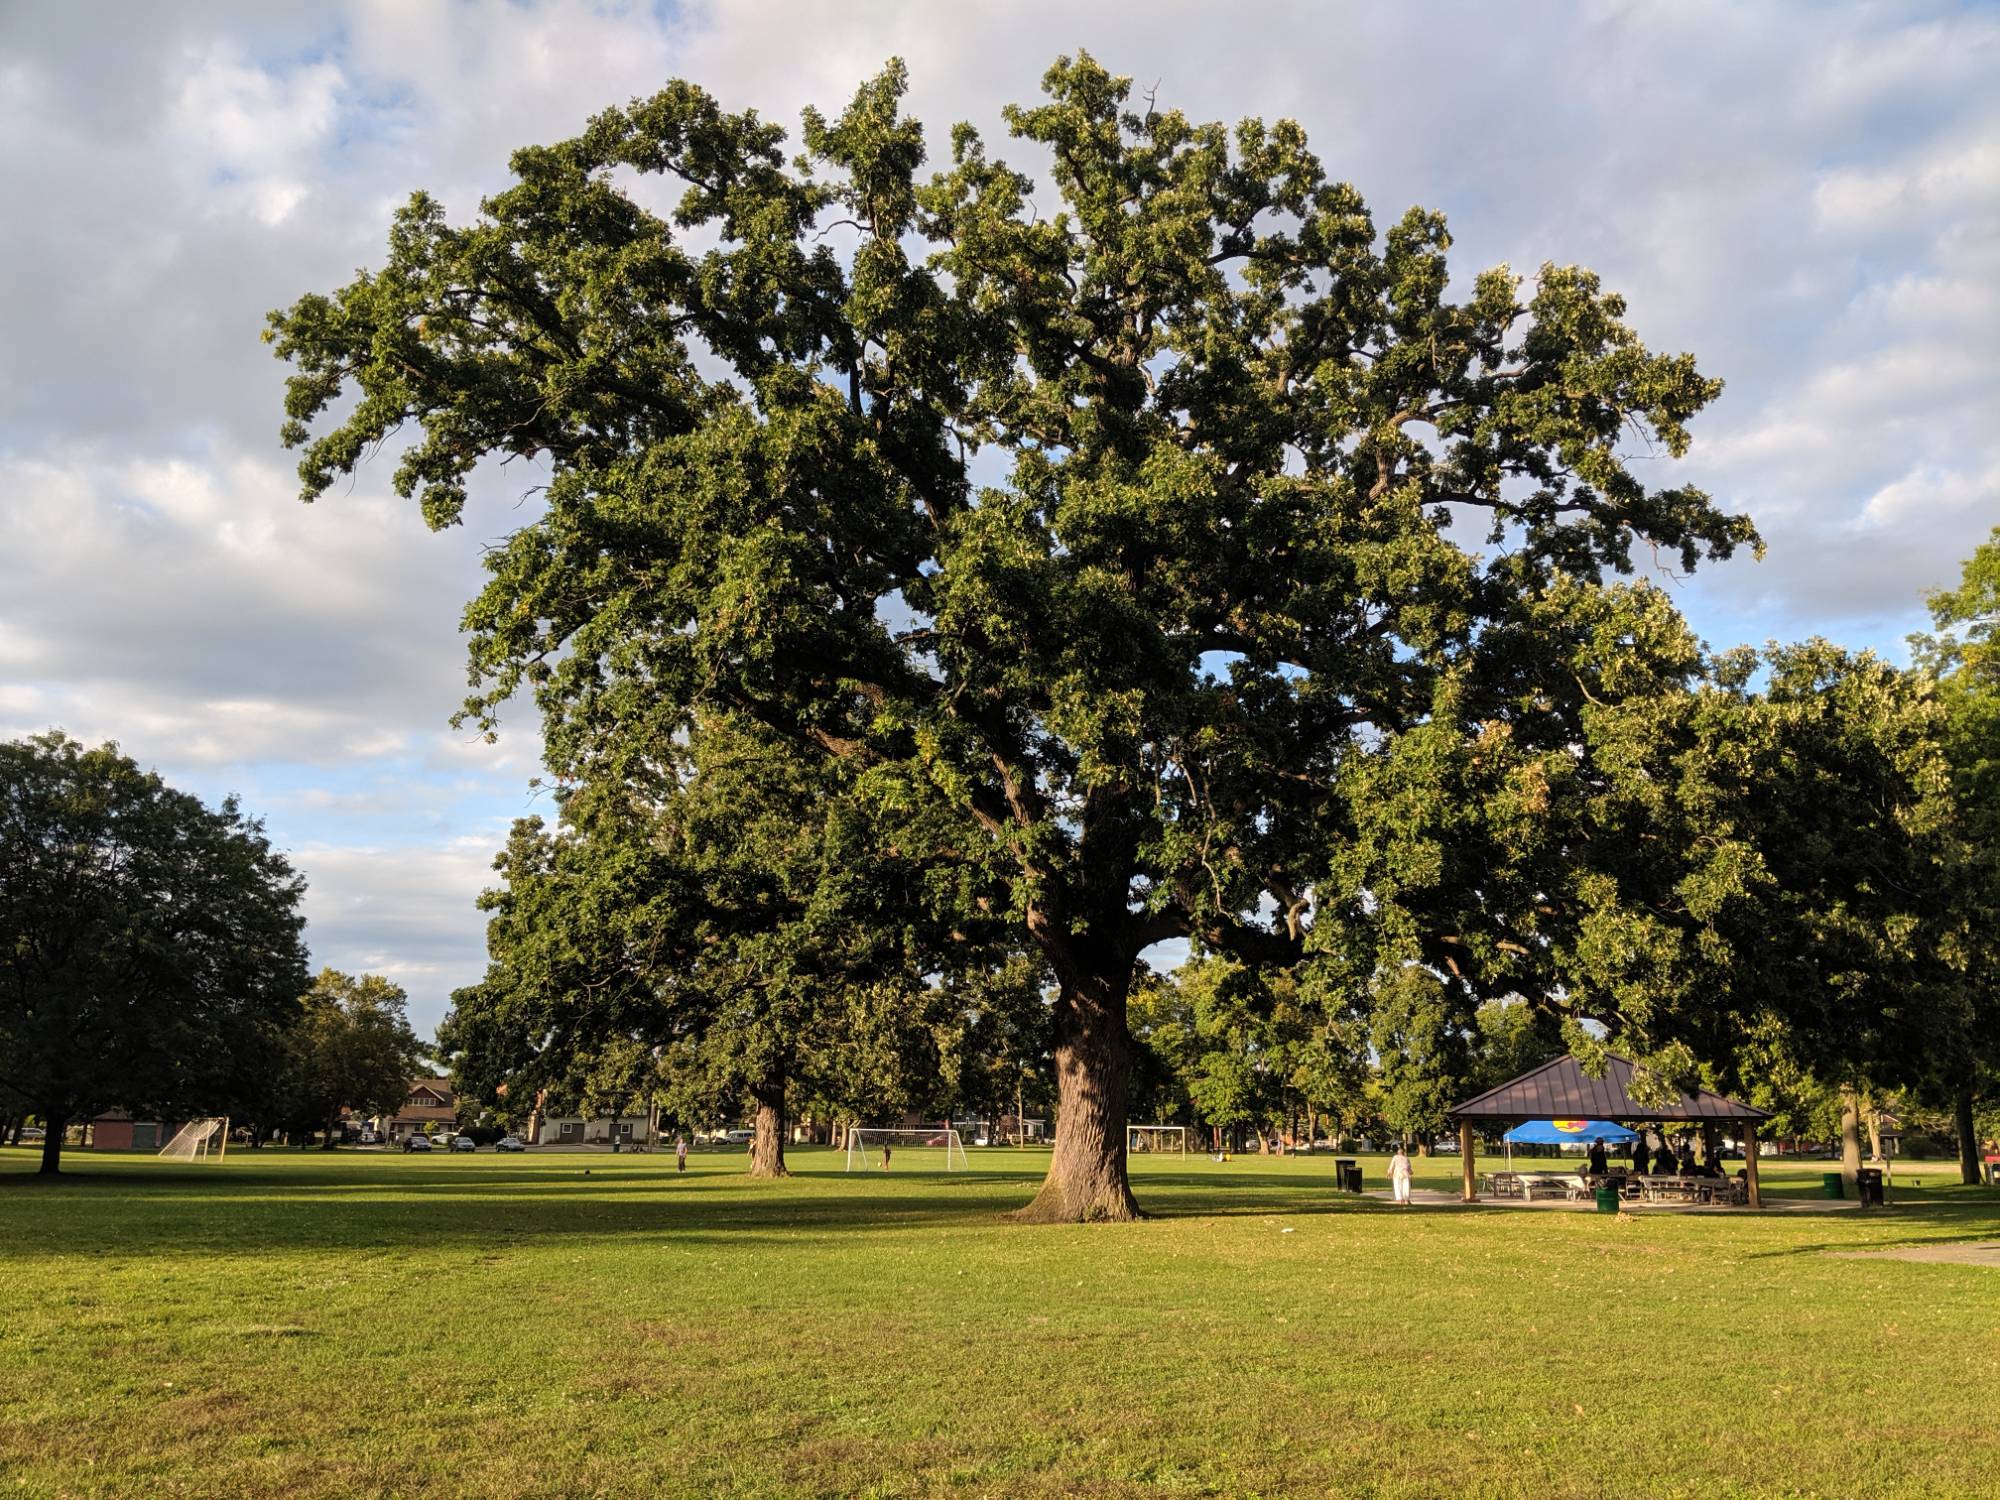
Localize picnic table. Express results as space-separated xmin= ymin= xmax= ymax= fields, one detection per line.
xmin=1481 ymin=1170 xmax=1591 ymax=1201
xmin=1635 ymin=1174 xmax=1746 ymax=1205
xmin=1478 ymin=1171 xmax=1747 ymax=1206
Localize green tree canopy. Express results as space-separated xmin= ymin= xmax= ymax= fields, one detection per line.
xmin=0 ymin=732 xmax=308 ymax=1174
xmin=1912 ymin=524 xmax=2000 ymax=1181
xmin=272 ymin=55 xmax=1757 ymax=1220
xmin=273 ymin=969 xmax=430 ymax=1147
xmin=441 ymin=710 xmax=998 ymax=1176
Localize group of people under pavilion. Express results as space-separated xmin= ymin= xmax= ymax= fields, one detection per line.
xmin=1445 ymin=1054 xmax=1771 ymax=1208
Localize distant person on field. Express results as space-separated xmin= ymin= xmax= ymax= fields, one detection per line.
xmin=1388 ymin=1144 xmax=1413 ymax=1206
xmin=1633 ymin=1136 xmax=1651 ymax=1175
xmin=676 ymin=1136 xmax=687 ymax=1174
xmin=881 ymin=1140 xmax=892 ymax=1172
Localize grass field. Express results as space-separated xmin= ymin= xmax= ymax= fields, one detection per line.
xmin=3 ymin=1145 xmax=1996 ymax=1499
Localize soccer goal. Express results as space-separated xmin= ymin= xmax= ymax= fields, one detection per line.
xmin=1127 ymin=1125 xmax=1187 ymax=1156
xmin=159 ymin=1117 xmax=229 ymax=1161
xmin=843 ymin=1126 xmax=968 ymax=1172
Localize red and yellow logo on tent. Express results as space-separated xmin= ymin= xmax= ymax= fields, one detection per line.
xmin=1551 ymin=1120 xmax=1590 ymax=1133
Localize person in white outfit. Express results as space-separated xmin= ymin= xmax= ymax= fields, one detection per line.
xmin=1389 ymin=1144 xmax=1413 ymax=1205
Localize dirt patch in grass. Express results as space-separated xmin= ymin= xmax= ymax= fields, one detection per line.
xmin=1830 ymin=1240 xmax=2000 ymax=1267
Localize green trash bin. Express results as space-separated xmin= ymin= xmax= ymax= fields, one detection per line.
xmin=1594 ymin=1185 xmax=1621 ymax=1214
xmin=1821 ymin=1172 xmax=1844 ymax=1199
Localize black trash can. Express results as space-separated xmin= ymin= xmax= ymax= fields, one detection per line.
xmin=1334 ymin=1157 xmax=1358 ymax=1192
xmin=1346 ymin=1163 xmax=1365 ymax=1193
xmin=1856 ymin=1167 xmax=1885 ymax=1207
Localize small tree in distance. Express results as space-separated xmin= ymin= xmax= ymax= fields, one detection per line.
xmin=275 ymin=969 xmax=430 ymax=1147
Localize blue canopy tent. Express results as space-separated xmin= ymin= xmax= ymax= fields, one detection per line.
xmin=1500 ymin=1119 xmax=1637 ymax=1171
xmin=1503 ymin=1120 xmax=1636 ymax=1145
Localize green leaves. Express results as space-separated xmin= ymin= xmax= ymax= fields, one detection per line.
xmin=272 ymin=58 xmax=1791 ymax=1207
xmin=0 ymin=733 xmax=309 ymax=1164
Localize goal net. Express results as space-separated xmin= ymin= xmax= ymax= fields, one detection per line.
xmin=159 ymin=1117 xmax=229 ymax=1161
xmin=1127 ymin=1125 xmax=1187 ymax=1156
xmin=843 ymin=1126 xmax=968 ymax=1172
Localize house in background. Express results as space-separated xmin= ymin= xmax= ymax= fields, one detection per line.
xmin=372 ymin=1078 xmax=457 ymax=1142
xmin=536 ymin=1114 xmax=656 ymax=1147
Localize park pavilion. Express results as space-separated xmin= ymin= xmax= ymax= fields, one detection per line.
xmin=1447 ymin=1054 xmax=1772 ymax=1207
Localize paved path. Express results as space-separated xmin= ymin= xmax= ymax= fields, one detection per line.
xmin=1830 ymin=1240 xmax=2000 ymax=1267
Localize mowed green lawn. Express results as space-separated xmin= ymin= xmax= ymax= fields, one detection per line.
xmin=3 ymin=1146 xmax=1996 ymax=1499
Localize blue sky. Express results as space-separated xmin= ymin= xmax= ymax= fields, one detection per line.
xmin=2 ymin=1 xmax=1995 ymax=1036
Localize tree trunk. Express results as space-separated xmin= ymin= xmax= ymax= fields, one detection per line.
xmin=1838 ymin=1089 xmax=1863 ymax=1192
xmin=1008 ymin=972 xmax=1139 ymax=1224
xmin=1416 ymin=1136 xmax=1433 ymax=1158
xmin=39 ymin=1105 xmax=65 ymax=1175
xmin=1864 ymin=1108 xmax=1883 ymax=1162
xmin=749 ymin=1078 xmax=788 ymax=1178
xmin=1955 ymin=1088 xmax=1981 ymax=1186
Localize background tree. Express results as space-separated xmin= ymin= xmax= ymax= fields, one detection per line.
xmin=1736 ymin=645 xmax=1968 ymax=1188
xmin=1912 ymin=524 xmax=2000 ymax=1183
xmin=271 ymin=55 xmax=1757 ymax=1220
xmin=273 ymin=969 xmax=430 ymax=1148
xmin=1369 ymin=965 xmax=1469 ymax=1153
xmin=442 ymin=711 xmax=987 ymax=1176
xmin=0 ymin=732 xmax=308 ymax=1174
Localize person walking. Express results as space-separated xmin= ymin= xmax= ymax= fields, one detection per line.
xmin=1389 ymin=1143 xmax=1413 ymax=1206
xmin=881 ymin=1140 xmax=893 ymax=1172
xmin=675 ymin=1136 xmax=688 ymax=1174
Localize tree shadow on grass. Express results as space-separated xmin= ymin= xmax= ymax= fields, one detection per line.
xmin=0 ymin=1157 xmax=1406 ymax=1260
xmin=1739 ymin=1199 xmax=2000 ymax=1259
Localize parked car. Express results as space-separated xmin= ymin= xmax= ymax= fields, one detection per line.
xmin=402 ymin=1135 xmax=433 ymax=1153
xmin=357 ymin=1129 xmax=379 ymax=1145
xmin=450 ymin=1135 xmax=477 ymax=1152
xmin=19 ymin=1127 xmax=46 ymax=1142
xmin=495 ymin=1136 xmax=526 ymax=1153
xmin=719 ymin=1128 xmax=754 ymax=1144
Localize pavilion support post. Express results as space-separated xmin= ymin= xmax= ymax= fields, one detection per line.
xmin=1743 ymin=1122 xmax=1761 ymax=1209
xmin=1459 ymin=1120 xmax=1478 ymax=1202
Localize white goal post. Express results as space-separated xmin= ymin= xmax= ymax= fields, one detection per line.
xmin=843 ymin=1126 xmax=968 ymax=1171
xmin=1127 ymin=1125 xmax=1187 ymax=1156
xmin=159 ymin=1117 xmax=229 ymax=1161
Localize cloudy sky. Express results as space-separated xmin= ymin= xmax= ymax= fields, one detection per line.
xmin=3 ymin=1 xmax=1994 ymax=1037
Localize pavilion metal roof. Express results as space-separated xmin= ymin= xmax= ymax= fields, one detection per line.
xmin=1447 ymin=1053 xmax=1770 ymax=1123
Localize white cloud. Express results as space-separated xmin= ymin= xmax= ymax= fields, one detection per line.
xmin=4 ymin=0 xmax=1997 ymax=1019
xmin=291 ymin=836 xmax=503 ymax=1034
xmin=1814 ymin=129 xmax=2000 ymax=234
xmin=1856 ymin=462 xmax=2000 ymax=531
xmin=167 ymin=45 xmax=345 ymax=224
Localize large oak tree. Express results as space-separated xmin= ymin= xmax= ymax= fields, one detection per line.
xmin=271 ymin=56 xmax=1755 ymax=1220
